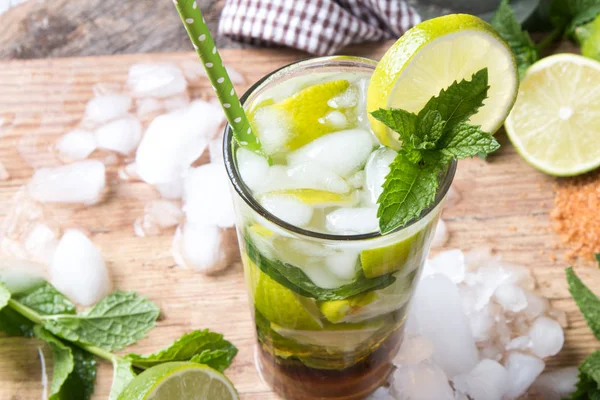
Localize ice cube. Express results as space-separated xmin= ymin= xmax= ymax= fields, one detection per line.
xmin=128 ymin=64 xmax=187 ymax=98
xmin=506 ymin=335 xmax=532 ymax=351
xmin=95 ymin=116 xmax=142 ymax=155
xmin=502 ymin=263 xmax=536 ymax=290
xmin=180 ymin=60 xmax=207 ymax=82
xmin=28 ymin=160 xmax=106 ymax=205
xmin=467 ymin=306 xmax=495 ymax=342
xmin=284 ymin=163 xmax=350 ymax=194
xmin=325 ymin=207 xmax=378 ymax=234
xmin=156 ymin=177 xmax=184 ymax=200
xmin=84 ymin=94 xmax=132 ymax=124
xmin=394 ymin=335 xmax=435 ymax=366
xmin=493 ymin=284 xmax=527 ymax=312
xmin=55 ymin=129 xmax=97 ymax=161
xmin=287 ymin=129 xmax=376 ymax=178
xmin=410 ymin=275 xmax=479 ymax=377
xmin=530 ymin=367 xmax=578 ymax=400
xmin=260 ymin=195 xmax=313 ymax=227
xmin=136 ymin=97 xmax=164 ymax=119
xmin=346 ymin=170 xmax=365 ymax=189
xmin=431 ymin=219 xmax=449 ymax=248
xmin=365 ymin=387 xmax=392 ymax=400
xmin=318 ymin=111 xmax=347 ymax=129
xmin=503 ymin=352 xmax=545 ymax=399
xmin=324 ymin=251 xmax=359 ymax=280
xmin=23 ymin=222 xmax=58 ymax=264
xmin=428 ymin=249 xmax=465 ymax=284
xmin=522 ymin=291 xmax=549 ymax=320
xmin=209 ymin=135 xmax=224 ymax=163
xmin=136 ymin=100 xmax=223 ymax=184
xmin=391 ymin=363 xmax=455 ymax=400
xmin=463 ymin=247 xmax=496 ymax=270
xmin=163 ymin=93 xmax=190 ymax=111
xmin=452 ymin=359 xmax=508 ymax=400
xmin=50 ymin=229 xmax=112 ymax=306
xmin=135 ymin=199 xmax=183 ymax=237
xmin=328 ymin=86 xmax=358 ymax=109
xmin=0 ymin=260 xmax=45 ymax=294
xmin=528 ymin=316 xmax=564 ymax=358
xmin=183 ymin=163 xmax=235 ymax=228
xmin=172 ymin=223 xmax=229 ymax=274
xmin=225 ymin=66 xmax=245 ymax=84
xmin=478 ymin=342 xmax=503 ymax=361
xmin=364 ymin=147 xmax=396 ymax=204
xmin=236 ymin=147 xmax=270 ymax=192
xmin=252 ymin=106 xmax=290 ymax=155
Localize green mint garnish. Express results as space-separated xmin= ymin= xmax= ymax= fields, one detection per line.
xmin=0 ymin=279 xmax=237 ymax=399
xmin=550 ymin=0 xmax=600 ymax=34
xmin=371 ymin=68 xmax=500 ymax=234
xmin=491 ymin=0 xmax=539 ymax=79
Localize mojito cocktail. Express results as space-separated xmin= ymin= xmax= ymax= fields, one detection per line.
xmin=224 ymin=57 xmax=455 ymax=400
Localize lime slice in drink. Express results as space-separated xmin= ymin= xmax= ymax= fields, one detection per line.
xmin=367 ymin=14 xmax=518 ymax=149
xmin=360 ymin=230 xmax=422 ymax=278
xmin=505 ymin=54 xmax=600 ymax=176
xmin=250 ymin=80 xmax=352 ymax=154
xmin=117 ymin=362 xmax=238 ymax=400
xmin=259 ymin=189 xmax=358 ymax=208
xmin=270 ymin=319 xmax=384 ymax=352
xmin=245 ymin=255 xmax=323 ymax=330
xmin=318 ymin=291 xmax=378 ymax=323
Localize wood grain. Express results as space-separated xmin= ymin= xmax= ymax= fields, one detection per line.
xmin=0 ymin=42 xmax=598 ymax=400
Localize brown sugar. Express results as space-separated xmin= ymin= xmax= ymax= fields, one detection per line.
xmin=550 ymin=170 xmax=600 ymax=262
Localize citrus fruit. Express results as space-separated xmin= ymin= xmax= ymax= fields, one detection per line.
xmin=117 ymin=362 xmax=238 ymax=400
xmin=367 ymin=14 xmax=518 ymax=149
xmin=360 ymin=230 xmax=422 ymax=278
xmin=259 ymin=189 xmax=358 ymax=208
xmin=505 ymin=54 xmax=600 ymax=176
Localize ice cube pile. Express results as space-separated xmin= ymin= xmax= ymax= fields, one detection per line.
xmin=368 ymin=247 xmax=575 ymax=400
xmin=0 ymin=62 xmax=244 ymax=305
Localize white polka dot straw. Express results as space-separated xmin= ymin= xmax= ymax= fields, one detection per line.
xmin=172 ymin=0 xmax=264 ymax=157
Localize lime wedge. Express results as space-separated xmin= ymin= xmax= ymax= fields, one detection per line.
xmin=260 ymin=189 xmax=358 ymax=208
xmin=360 ymin=231 xmax=422 ymax=278
xmin=505 ymin=54 xmax=600 ymax=176
xmin=318 ymin=291 xmax=378 ymax=323
xmin=117 ymin=362 xmax=238 ymax=400
xmin=244 ymin=255 xmax=323 ymax=330
xmin=367 ymin=14 xmax=518 ymax=149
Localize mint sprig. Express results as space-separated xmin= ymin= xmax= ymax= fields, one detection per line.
xmin=0 ymin=280 xmax=237 ymax=399
xmin=371 ymin=68 xmax=500 ymax=233
xmin=550 ymin=0 xmax=600 ymax=34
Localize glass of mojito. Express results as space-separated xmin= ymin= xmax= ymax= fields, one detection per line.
xmin=224 ymin=56 xmax=456 ymax=400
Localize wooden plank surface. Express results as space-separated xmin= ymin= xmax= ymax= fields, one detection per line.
xmin=0 ymin=43 xmax=598 ymax=400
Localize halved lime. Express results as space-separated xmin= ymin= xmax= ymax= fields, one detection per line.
xmin=360 ymin=231 xmax=422 ymax=278
xmin=505 ymin=54 xmax=600 ymax=176
xmin=367 ymin=14 xmax=518 ymax=149
xmin=117 ymin=362 xmax=238 ymax=400
xmin=259 ymin=189 xmax=358 ymax=208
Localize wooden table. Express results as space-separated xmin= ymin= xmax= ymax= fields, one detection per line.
xmin=0 ymin=42 xmax=598 ymax=399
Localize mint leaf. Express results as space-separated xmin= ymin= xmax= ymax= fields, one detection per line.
xmin=378 ymin=151 xmax=442 ymax=233
xmin=0 ymin=307 xmax=35 ymax=337
xmin=567 ymin=267 xmax=600 ymax=340
xmin=109 ymin=359 xmax=136 ymax=400
xmin=60 ymin=346 xmax=96 ymax=400
xmin=438 ymin=123 xmax=501 ymax=159
xmin=17 ymin=282 xmax=76 ymax=316
xmin=370 ymin=108 xmax=417 ymax=145
xmin=491 ymin=0 xmax=539 ymax=79
xmin=0 ymin=283 xmax=9 ymax=311
xmin=126 ymin=329 xmax=237 ymax=372
xmin=245 ymin=235 xmax=396 ymax=300
xmin=33 ymin=326 xmax=75 ymax=399
xmin=550 ymin=0 xmax=600 ymax=32
xmin=415 ymin=110 xmax=445 ymax=147
xmin=44 ymin=291 xmax=160 ymax=351
xmin=581 ymin=351 xmax=600 ymax=385
xmin=565 ymin=370 xmax=600 ymax=399
xmin=417 ymin=69 xmax=489 ymax=137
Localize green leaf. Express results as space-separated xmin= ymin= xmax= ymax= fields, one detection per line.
xmin=415 ymin=110 xmax=445 ymax=147
xmin=0 ymin=307 xmax=35 ymax=337
xmin=43 ymin=291 xmax=160 ymax=351
xmin=491 ymin=0 xmax=539 ymax=79
xmin=33 ymin=326 xmax=75 ymax=399
xmin=567 ymin=267 xmax=600 ymax=340
xmin=369 ymin=108 xmax=417 ymax=145
xmin=0 ymin=283 xmax=10 ymax=312
xmin=377 ymin=151 xmax=441 ymax=233
xmin=550 ymin=0 xmax=600 ymax=32
xmin=417 ymin=68 xmax=489 ymax=138
xmin=16 ymin=282 xmax=76 ymax=316
xmin=565 ymin=370 xmax=600 ymax=399
xmin=109 ymin=359 xmax=136 ymax=400
xmin=438 ymin=123 xmax=501 ymax=159
xmin=596 ymin=253 xmax=600 ymax=267
xmin=126 ymin=329 xmax=237 ymax=372
xmin=245 ymin=236 xmax=396 ymax=301
xmin=60 ymin=346 xmax=96 ymax=400
xmin=581 ymin=351 xmax=600 ymax=386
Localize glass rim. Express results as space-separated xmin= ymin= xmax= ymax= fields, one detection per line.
xmin=223 ymin=55 xmax=457 ymax=242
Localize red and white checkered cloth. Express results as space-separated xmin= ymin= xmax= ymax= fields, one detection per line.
xmin=219 ymin=0 xmax=421 ymax=56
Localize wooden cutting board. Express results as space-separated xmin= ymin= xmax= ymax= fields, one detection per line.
xmin=0 ymin=42 xmax=598 ymax=400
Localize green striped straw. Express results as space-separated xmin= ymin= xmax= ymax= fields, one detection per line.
xmin=173 ymin=0 xmax=263 ymax=155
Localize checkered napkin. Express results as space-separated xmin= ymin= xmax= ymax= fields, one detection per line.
xmin=218 ymin=0 xmax=421 ymax=56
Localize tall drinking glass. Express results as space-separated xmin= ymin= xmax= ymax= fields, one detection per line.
xmin=224 ymin=57 xmax=456 ymax=400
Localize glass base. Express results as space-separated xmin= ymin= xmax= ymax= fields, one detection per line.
xmin=254 ymin=330 xmax=402 ymax=400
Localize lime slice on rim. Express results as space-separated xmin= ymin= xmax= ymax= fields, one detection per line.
xmin=367 ymin=14 xmax=518 ymax=150
xmin=117 ymin=362 xmax=238 ymax=400
xmin=505 ymin=54 xmax=600 ymax=176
